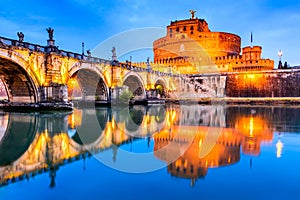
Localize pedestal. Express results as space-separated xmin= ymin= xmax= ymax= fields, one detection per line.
xmin=47 ymin=39 xmax=55 ymax=46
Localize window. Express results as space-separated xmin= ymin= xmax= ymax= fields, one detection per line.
xmin=183 ymin=26 xmax=186 ymax=31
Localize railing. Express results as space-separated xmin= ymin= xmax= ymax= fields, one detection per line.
xmin=0 ymin=35 xmax=181 ymax=78
xmin=118 ymin=62 xmax=179 ymax=77
xmin=0 ymin=36 xmax=46 ymax=52
xmin=0 ymin=36 xmax=109 ymax=64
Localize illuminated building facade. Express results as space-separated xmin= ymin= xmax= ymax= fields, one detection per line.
xmin=152 ymin=12 xmax=274 ymax=74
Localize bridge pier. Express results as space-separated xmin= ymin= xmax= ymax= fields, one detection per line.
xmin=0 ymin=84 xmax=72 ymax=111
xmin=39 ymin=84 xmax=68 ymax=103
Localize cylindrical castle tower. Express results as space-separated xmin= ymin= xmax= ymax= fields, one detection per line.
xmin=153 ymin=15 xmax=241 ymax=63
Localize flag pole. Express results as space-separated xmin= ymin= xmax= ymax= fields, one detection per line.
xmin=251 ymin=32 xmax=253 ymax=47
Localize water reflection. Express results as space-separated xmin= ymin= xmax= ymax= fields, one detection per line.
xmin=0 ymin=106 xmax=167 ymax=186
xmin=0 ymin=105 xmax=300 ymax=188
xmin=0 ymin=113 xmax=37 ymax=167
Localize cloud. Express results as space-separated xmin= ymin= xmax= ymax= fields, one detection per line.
xmin=0 ymin=16 xmax=50 ymax=44
xmin=123 ymin=0 xmax=141 ymax=10
xmin=0 ymin=17 xmax=20 ymax=34
xmin=68 ymin=0 xmax=96 ymax=6
xmin=26 ymin=14 xmax=52 ymax=24
xmin=128 ymin=15 xmax=139 ymax=23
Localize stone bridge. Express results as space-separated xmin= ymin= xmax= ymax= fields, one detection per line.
xmin=0 ymin=34 xmax=229 ymax=107
xmin=0 ymin=35 xmax=180 ymax=105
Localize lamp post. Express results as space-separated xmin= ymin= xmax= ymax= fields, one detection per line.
xmin=82 ymin=42 xmax=85 ymax=55
xmin=278 ymin=50 xmax=283 ymax=69
xmin=278 ymin=50 xmax=283 ymax=61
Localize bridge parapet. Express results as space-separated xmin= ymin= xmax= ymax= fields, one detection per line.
xmin=0 ymin=36 xmax=111 ymax=65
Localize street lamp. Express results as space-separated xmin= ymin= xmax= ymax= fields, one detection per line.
xmin=277 ymin=50 xmax=283 ymax=69
xmin=278 ymin=50 xmax=283 ymax=61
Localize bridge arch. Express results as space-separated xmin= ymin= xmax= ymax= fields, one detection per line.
xmin=154 ymin=78 xmax=168 ymax=98
xmin=0 ymin=51 xmax=40 ymax=103
xmin=122 ymin=72 xmax=146 ymax=99
xmin=68 ymin=63 xmax=109 ymax=101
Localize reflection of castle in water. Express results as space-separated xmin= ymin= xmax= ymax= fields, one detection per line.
xmin=0 ymin=106 xmax=299 ymax=187
xmin=154 ymin=106 xmax=300 ymax=185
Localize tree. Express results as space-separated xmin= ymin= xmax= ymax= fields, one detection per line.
xmin=278 ymin=60 xmax=283 ymax=69
xmin=117 ymin=87 xmax=133 ymax=104
xmin=284 ymin=62 xmax=288 ymax=69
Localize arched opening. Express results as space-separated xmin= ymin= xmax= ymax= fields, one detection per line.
xmin=0 ymin=58 xmax=38 ymax=103
xmin=67 ymin=69 xmax=108 ymax=102
xmin=155 ymin=79 xmax=167 ymax=98
xmin=123 ymin=75 xmax=145 ymax=100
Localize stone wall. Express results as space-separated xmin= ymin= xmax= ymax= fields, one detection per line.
xmin=225 ymin=70 xmax=300 ymax=97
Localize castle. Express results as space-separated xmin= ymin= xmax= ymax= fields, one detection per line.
xmin=151 ymin=11 xmax=274 ymax=74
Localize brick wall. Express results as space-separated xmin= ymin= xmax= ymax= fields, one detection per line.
xmin=226 ymin=70 xmax=300 ymax=97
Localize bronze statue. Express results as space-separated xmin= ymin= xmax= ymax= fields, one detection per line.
xmin=17 ymin=32 xmax=24 ymax=42
xmin=46 ymin=27 xmax=54 ymax=40
xmin=189 ymin=10 xmax=196 ymax=19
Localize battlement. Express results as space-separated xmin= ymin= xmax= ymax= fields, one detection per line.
xmin=151 ymin=45 xmax=273 ymax=74
xmin=169 ymin=18 xmax=210 ymax=33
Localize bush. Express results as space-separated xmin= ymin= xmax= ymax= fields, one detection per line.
xmin=118 ymin=88 xmax=133 ymax=103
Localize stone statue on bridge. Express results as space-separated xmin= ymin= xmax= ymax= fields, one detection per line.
xmin=111 ymin=46 xmax=117 ymax=61
xmin=17 ymin=32 xmax=24 ymax=42
xmin=87 ymin=50 xmax=91 ymax=57
xmin=46 ymin=27 xmax=54 ymax=40
xmin=111 ymin=46 xmax=116 ymax=56
xmin=147 ymin=57 xmax=151 ymax=71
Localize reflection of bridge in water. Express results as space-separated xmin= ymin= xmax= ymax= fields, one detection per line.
xmin=0 ymin=105 xmax=167 ymax=187
xmin=1 ymin=105 xmax=299 ymax=187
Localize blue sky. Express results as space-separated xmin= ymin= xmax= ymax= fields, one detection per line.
xmin=1 ymin=0 xmax=300 ymax=65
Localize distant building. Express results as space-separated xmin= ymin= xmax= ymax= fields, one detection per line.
xmin=152 ymin=12 xmax=274 ymax=74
